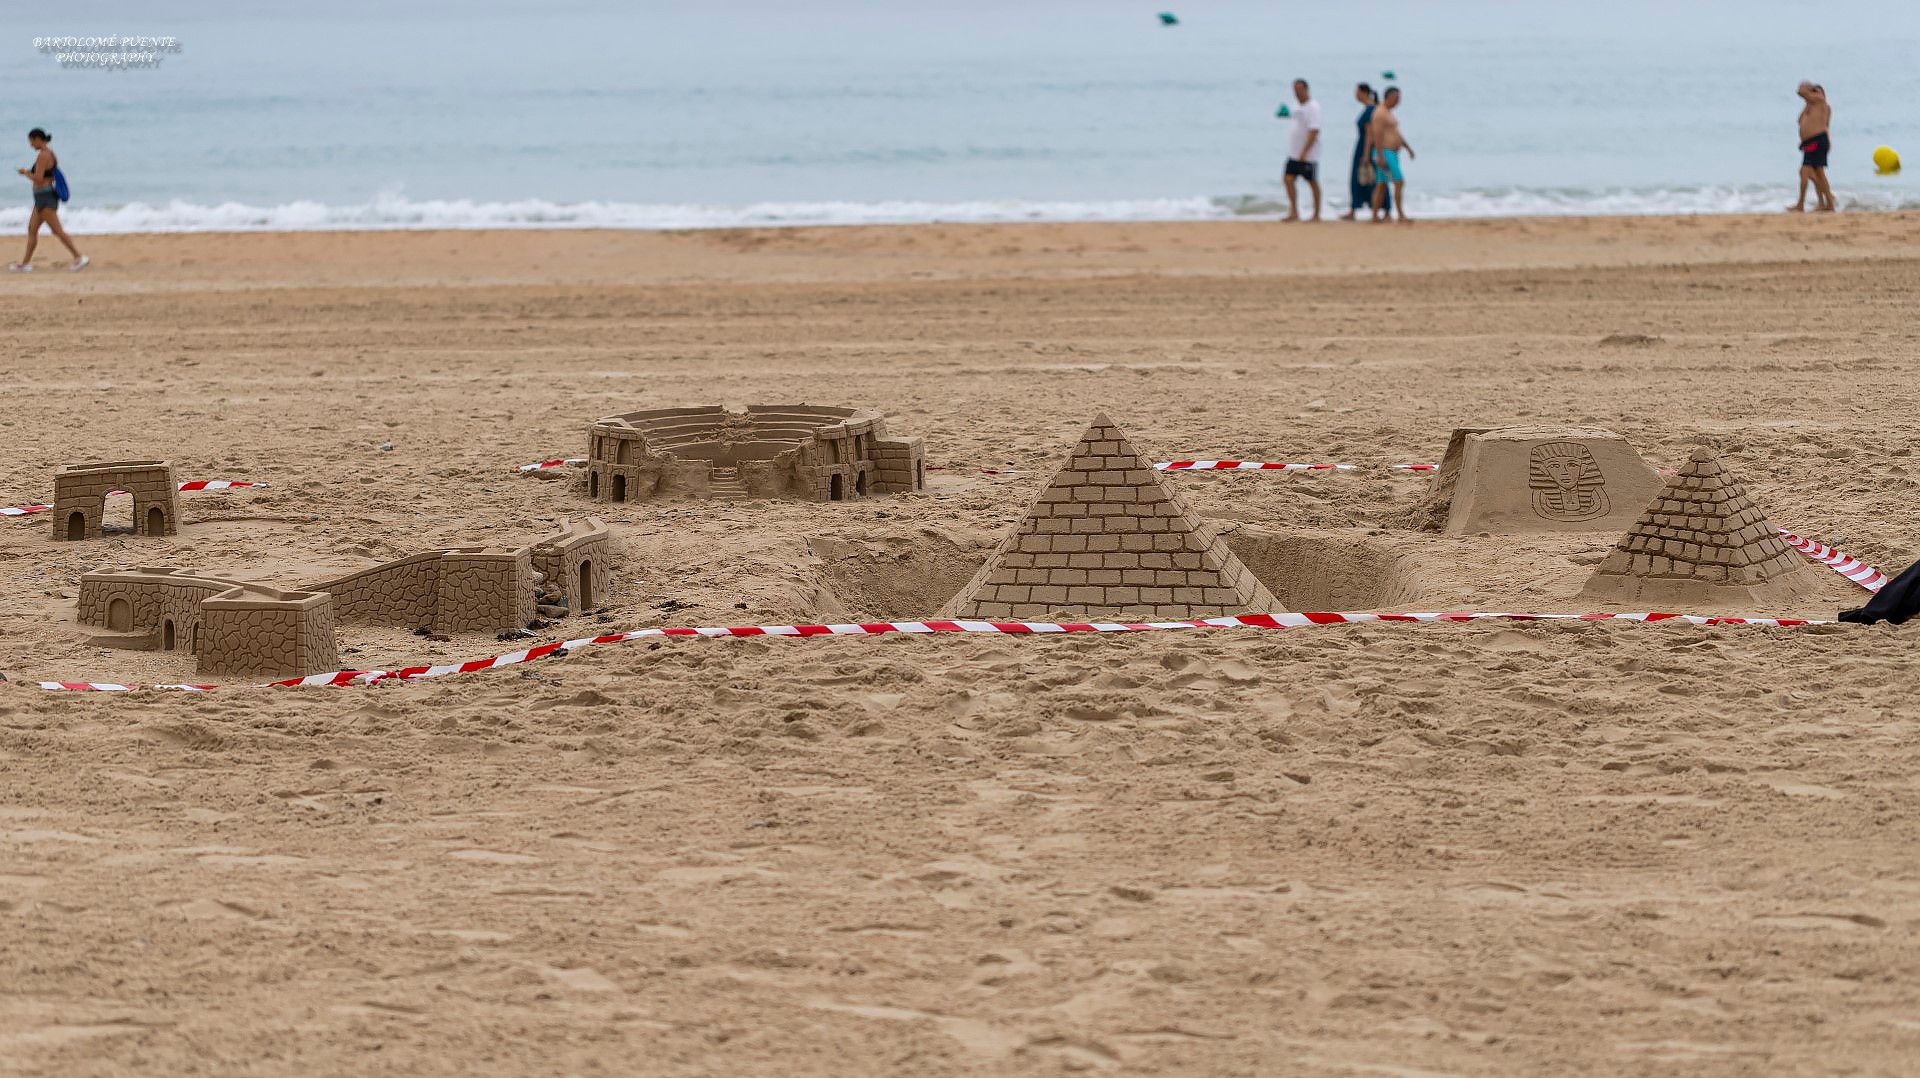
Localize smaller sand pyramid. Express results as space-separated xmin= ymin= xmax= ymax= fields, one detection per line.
xmin=942 ymin=413 xmax=1283 ymax=621
xmin=1581 ymin=447 xmax=1812 ymax=606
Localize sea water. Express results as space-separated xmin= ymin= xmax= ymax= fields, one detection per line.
xmin=2 ymin=0 xmax=1914 ymax=233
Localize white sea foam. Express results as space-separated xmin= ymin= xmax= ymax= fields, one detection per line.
xmin=1 ymin=186 xmax=1910 ymax=235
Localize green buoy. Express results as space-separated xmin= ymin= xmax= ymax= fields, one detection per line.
xmin=1158 ymin=12 xmax=1179 ymax=25
xmin=1381 ymin=70 xmax=1396 ymax=80
xmin=1276 ymin=103 xmax=1291 ymax=118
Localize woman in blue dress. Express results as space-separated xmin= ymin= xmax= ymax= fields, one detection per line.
xmin=1344 ymin=84 xmax=1390 ymax=220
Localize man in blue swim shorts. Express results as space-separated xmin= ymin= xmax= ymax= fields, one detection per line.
xmin=1367 ymin=87 xmax=1415 ymax=222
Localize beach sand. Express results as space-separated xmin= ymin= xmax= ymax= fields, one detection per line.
xmin=2 ymin=215 xmax=1918 ymax=1074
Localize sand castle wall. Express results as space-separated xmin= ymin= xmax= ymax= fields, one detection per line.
xmin=199 ymin=587 xmax=339 ymax=678
xmin=79 ymin=568 xmax=232 ymax=647
xmin=77 ymin=567 xmax=339 ymax=677
xmin=314 ymin=547 xmax=535 ymax=634
xmin=584 ymin=404 xmax=924 ymax=503
xmin=437 ymin=548 xmax=538 ymax=632
xmin=318 ymin=551 xmax=443 ymax=626
xmin=52 ymin=460 xmax=179 ymax=541
xmin=530 ymin=517 xmax=612 ymax=611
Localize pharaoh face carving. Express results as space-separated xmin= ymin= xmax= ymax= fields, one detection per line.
xmin=1528 ymin=441 xmax=1609 ymax=521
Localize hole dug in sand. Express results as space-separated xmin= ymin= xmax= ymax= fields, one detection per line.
xmin=1222 ymin=526 xmax=1428 ymax=612
xmin=805 ymin=533 xmax=988 ymax=621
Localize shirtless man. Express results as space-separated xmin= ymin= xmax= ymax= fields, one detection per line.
xmin=1367 ymin=87 xmax=1414 ymax=222
xmin=1790 ymin=81 xmax=1835 ymax=213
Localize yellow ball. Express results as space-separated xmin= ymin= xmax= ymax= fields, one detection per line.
xmin=1873 ymin=145 xmax=1901 ymax=173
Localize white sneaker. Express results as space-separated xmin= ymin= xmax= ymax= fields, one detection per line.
xmin=70 ymin=255 xmax=89 ymax=272
xmin=6 ymin=262 xmax=30 ymax=273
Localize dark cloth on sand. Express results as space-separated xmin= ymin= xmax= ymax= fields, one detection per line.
xmin=1839 ymin=557 xmax=1920 ymax=626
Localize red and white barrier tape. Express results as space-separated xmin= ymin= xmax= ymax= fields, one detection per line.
xmin=174 ymin=480 xmax=264 ymax=492
xmin=29 ymin=526 xmax=1891 ymax=694
xmin=538 ymin=458 xmax=1434 ymax=476
xmin=3 ymin=481 xmax=266 ymax=518
xmin=34 ymin=608 xmax=1839 ymax=693
xmin=1158 ymin=461 xmax=1354 ymax=472
xmin=1777 ymin=529 xmax=1888 ymax=592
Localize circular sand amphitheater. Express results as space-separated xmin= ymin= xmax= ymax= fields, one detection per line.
xmin=584 ymin=405 xmax=926 ymax=503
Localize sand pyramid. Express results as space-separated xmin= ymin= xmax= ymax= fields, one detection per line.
xmin=942 ymin=413 xmax=1283 ymax=620
xmin=1581 ymin=447 xmax=1813 ymax=606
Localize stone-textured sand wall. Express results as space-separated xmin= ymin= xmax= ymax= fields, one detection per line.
xmin=199 ymin=594 xmax=338 ymax=678
xmin=315 ymin=552 xmax=443 ymax=626
xmin=530 ymin=518 xmax=612 ymax=612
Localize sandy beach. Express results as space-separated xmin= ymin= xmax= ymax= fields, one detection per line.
xmin=3 ymin=214 xmax=1919 ymax=1074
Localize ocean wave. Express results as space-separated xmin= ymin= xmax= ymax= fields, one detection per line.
xmin=1 ymin=186 xmax=1912 ymax=234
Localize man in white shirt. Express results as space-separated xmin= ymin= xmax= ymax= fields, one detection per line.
xmin=1283 ymin=78 xmax=1322 ymax=222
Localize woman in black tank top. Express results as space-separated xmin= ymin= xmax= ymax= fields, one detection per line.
xmin=12 ymin=127 xmax=88 ymax=272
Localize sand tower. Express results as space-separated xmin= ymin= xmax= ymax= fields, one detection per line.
xmin=942 ymin=413 xmax=1282 ymax=621
xmin=1408 ymin=427 xmax=1662 ymax=535
xmin=1580 ymin=448 xmax=1813 ymax=607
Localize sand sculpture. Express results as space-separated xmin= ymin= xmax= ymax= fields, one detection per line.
xmin=313 ymin=518 xmax=611 ymax=633
xmin=1408 ymin=426 xmax=1662 ymax=535
xmin=78 ymin=568 xmax=338 ymax=678
xmin=51 ymin=460 xmax=179 ymax=541
xmin=531 ymin=518 xmax=611 ymax=612
xmin=943 ymin=413 xmax=1282 ymax=621
xmin=71 ymin=520 xmax=610 ymax=679
xmin=584 ymin=405 xmax=924 ymax=503
xmin=1581 ymin=448 xmax=1814 ymax=606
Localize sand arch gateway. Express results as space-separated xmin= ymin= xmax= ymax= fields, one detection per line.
xmin=584 ymin=405 xmax=925 ymax=503
xmin=51 ymin=460 xmax=179 ymax=541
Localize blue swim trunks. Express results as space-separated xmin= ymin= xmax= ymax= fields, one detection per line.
xmin=1373 ymin=148 xmax=1404 ymax=183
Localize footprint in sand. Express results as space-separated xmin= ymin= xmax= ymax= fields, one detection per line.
xmin=806 ymin=998 xmax=1024 ymax=1059
xmin=0 ymin=1022 xmax=155 ymax=1052
xmin=448 ymin=849 xmax=541 ymax=864
xmin=1754 ymin=911 xmax=1886 ymax=930
xmin=536 ymin=964 xmax=621 ymax=992
xmin=195 ymin=852 xmax=307 ymax=867
xmin=2 ymin=828 xmax=103 ymax=845
xmin=651 ymin=864 xmax=780 ymax=884
xmin=421 ymin=927 xmax=515 ymax=943
xmin=160 ymin=896 xmax=270 ymax=921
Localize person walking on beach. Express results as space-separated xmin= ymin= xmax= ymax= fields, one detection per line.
xmin=11 ymin=128 xmax=87 ymax=273
xmin=1282 ymin=79 xmax=1322 ymax=222
xmin=1789 ymin=82 xmax=1835 ymax=213
xmin=1368 ymin=87 xmax=1414 ymax=222
xmin=1344 ymin=82 xmax=1390 ymax=221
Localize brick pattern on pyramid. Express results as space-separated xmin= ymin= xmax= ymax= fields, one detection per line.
xmin=942 ymin=413 xmax=1283 ymax=621
xmin=1582 ymin=447 xmax=1812 ymax=605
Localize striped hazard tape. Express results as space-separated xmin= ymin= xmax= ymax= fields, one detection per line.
xmin=1777 ymin=529 xmax=1888 ymax=592
xmin=1155 ymin=461 xmax=1439 ymax=473
xmin=534 ymin=458 xmax=1436 ymax=476
xmin=27 ymin=528 xmax=1888 ymax=694
xmin=31 ymin=609 xmax=1836 ymax=693
xmin=3 ymin=481 xmax=266 ymax=519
